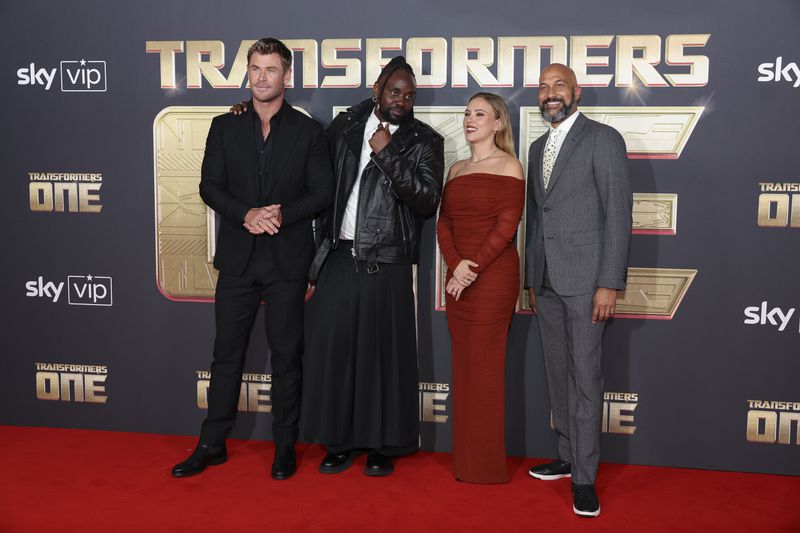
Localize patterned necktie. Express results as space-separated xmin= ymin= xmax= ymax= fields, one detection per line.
xmin=542 ymin=128 xmax=562 ymax=191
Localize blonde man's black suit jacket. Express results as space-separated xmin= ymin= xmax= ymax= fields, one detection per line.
xmin=199 ymin=100 xmax=333 ymax=280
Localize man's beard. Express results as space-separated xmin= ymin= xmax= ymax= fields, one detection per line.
xmin=540 ymin=97 xmax=574 ymax=124
xmin=378 ymin=102 xmax=409 ymax=125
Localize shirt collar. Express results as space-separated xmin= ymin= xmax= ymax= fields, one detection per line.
xmin=366 ymin=109 xmax=400 ymax=134
xmin=252 ymin=99 xmax=287 ymax=128
xmin=549 ymin=110 xmax=581 ymax=136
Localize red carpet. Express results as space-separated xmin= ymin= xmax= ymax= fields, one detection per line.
xmin=1 ymin=426 xmax=797 ymax=532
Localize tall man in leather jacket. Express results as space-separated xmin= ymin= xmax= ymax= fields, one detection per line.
xmin=302 ymin=56 xmax=444 ymax=476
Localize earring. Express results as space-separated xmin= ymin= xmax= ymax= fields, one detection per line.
xmin=492 ymin=130 xmax=498 ymax=135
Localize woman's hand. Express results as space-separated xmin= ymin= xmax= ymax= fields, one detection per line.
xmin=446 ymin=277 xmax=467 ymax=301
xmin=453 ymin=259 xmax=479 ymax=286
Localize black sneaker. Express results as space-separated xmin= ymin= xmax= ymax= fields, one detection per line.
xmin=572 ymin=484 xmax=600 ymax=517
xmin=528 ymin=459 xmax=571 ymax=480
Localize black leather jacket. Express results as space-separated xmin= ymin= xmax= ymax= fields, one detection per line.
xmin=320 ymin=98 xmax=444 ymax=265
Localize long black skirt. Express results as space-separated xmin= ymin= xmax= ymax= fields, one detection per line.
xmin=301 ymin=245 xmax=419 ymax=456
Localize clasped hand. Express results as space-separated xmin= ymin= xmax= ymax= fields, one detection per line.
xmin=368 ymin=122 xmax=392 ymax=154
xmin=244 ymin=204 xmax=282 ymax=235
xmin=446 ymin=259 xmax=479 ymax=301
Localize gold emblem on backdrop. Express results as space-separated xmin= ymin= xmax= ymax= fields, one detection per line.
xmin=633 ymin=193 xmax=678 ymax=234
xmin=615 ymin=267 xmax=697 ymax=319
xmin=153 ymin=107 xmax=226 ymax=301
xmin=518 ymin=106 xmax=705 ymax=161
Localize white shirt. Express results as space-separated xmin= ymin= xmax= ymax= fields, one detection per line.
xmin=547 ymin=110 xmax=581 ymax=161
xmin=340 ymin=110 xmax=399 ymax=240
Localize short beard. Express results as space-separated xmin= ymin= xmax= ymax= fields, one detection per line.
xmin=377 ymin=103 xmax=407 ymax=125
xmin=540 ymin=98 xmax=574 ymax=124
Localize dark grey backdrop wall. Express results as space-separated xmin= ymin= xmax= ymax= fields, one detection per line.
xmin=2 ymin=0 xmax=798 ymax=476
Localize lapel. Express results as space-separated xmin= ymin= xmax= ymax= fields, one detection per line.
xmin=545 ymin=112 xmax=587 ymax=197
xmin=263 ymin=101 xmax=302 ymax=199
xmin=529 ymin=136 xmax=546 ymax=204
xmin=341 ymin=98 xmax=372 ymax=163
xmin=342 ymin=116 xmax=367 ymax=161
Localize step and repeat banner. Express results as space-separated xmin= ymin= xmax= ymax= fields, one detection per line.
xmin=1 ymin=0 xmax=798 ymax=476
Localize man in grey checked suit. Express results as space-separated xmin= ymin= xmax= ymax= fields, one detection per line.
xmin=524 ymin=63 xmax=632 ymax=518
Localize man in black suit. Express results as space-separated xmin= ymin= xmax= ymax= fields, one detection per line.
xmin=171 ymin=38 xmax=332 ymax=480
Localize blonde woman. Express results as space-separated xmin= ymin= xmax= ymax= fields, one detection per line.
xmin=437 ymin=92 xmax=524 ymax=483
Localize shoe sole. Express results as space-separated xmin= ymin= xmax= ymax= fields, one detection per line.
xmin=319 ymin=452 xmax=355 ymax=474
xmin=171 ymin=456 xmax=227 ymax=478
xmin=573 ymin=505 xmax=601 ymax=517
xmin=528 ymin=470 xmax=571 ymax=480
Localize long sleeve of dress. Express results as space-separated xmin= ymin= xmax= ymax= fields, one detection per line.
xmin=470 ymin=180 xmax=525 ymax=273
xmin=436 ymin=190 xmax=464 ymax=272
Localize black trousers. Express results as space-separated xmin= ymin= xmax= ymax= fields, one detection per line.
xmin=199 ymin=256 xmax=306 ymax=448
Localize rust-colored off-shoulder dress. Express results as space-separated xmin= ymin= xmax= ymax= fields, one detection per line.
xmin=437 ymin=172 xmax=525 ymax=484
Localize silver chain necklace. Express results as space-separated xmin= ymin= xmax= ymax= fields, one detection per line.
xmin=468 ymin=147 xmax=499 ymax=164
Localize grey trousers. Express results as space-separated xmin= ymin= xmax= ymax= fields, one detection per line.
xmin=536 ymin=280 xmax=606 ymax=485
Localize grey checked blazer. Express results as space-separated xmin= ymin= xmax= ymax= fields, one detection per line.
xmin=524 ymin=113 xmax=632 ymax=296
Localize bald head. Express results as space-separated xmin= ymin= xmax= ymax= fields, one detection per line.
xmin=540 ymin=63 xmax=578 ymax=86
xmin=538 ymin=63 xmax=581 ymax=126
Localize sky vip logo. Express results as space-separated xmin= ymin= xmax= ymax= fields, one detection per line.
xmin=743 ymin=301 xmax=796 ymax=332
xmin=60 ymin=60 xmax=107 ymax=92
xmin=16 ymin=59 xmax=107 ymax=92
xmin=26 ymin=275 xmax=113 ymax=306
xmin=68 ymin=275 xmax=112 ymax=306
xmin=757 ymin=57 xmax=800 ymax=88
